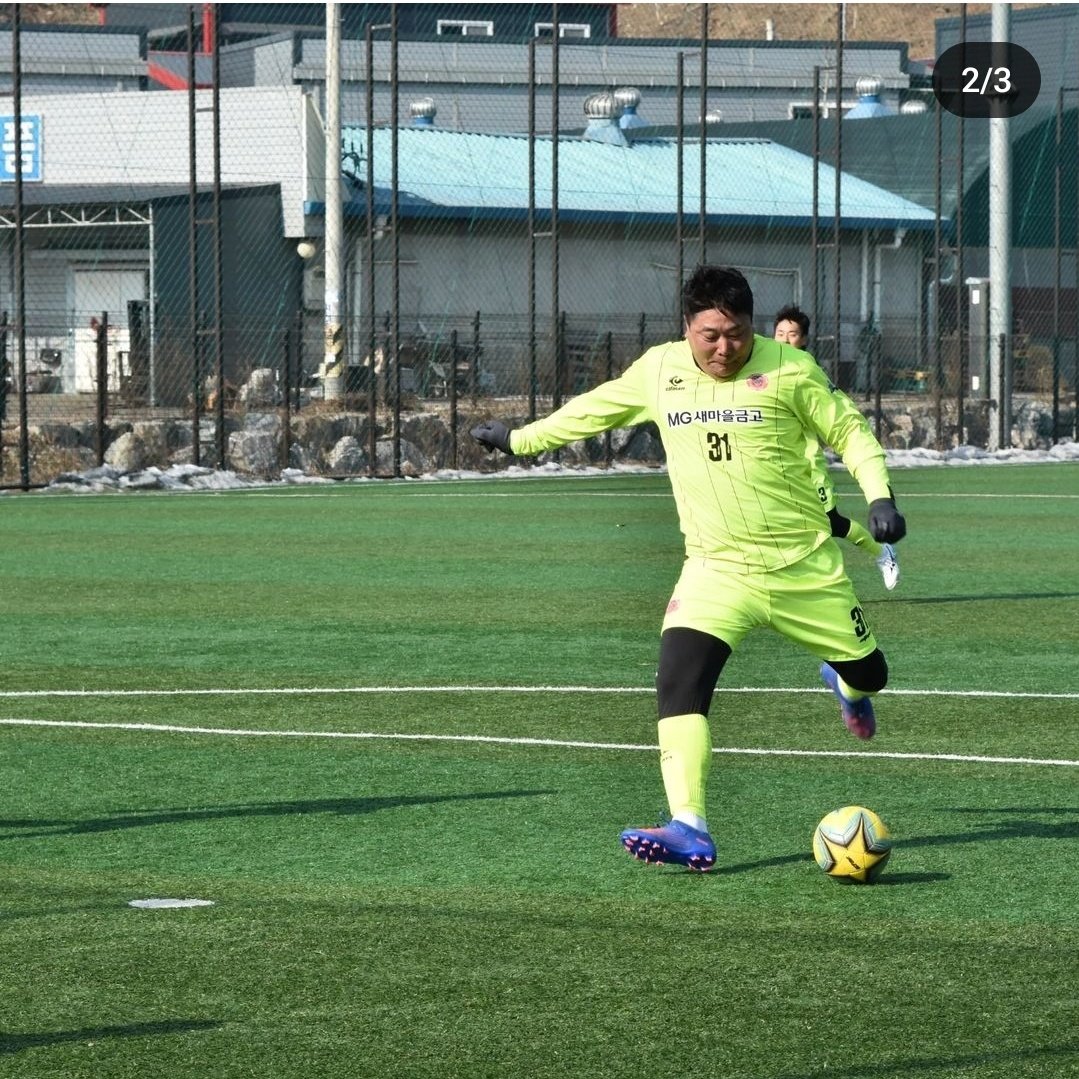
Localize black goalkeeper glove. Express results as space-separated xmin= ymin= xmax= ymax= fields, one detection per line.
xmin=470 ymin=419 xmax=514 ymax=455
xmin=868 ymin=498 xmax=906 ymax=543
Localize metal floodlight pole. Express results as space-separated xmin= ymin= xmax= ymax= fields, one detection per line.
xmin=934 ymin=94 xmax=944 ymax=447
xmin=385 ymin=8 xmax=401 ymax=477
xmin=955 ymin=5 xmax=967 ymax=443
xmin=11 ymin=3 xmax=28 ymax=488
xmin=526 ymin=33 xmax=535 ymax=420
xmin=812 ymin=65 xmax=821 ymax=349
xmin=1070 ymin=54 xmax=1079 ymax=440
xmin=987 ymin=2 xmax=1012 ymax=450
xmin=699 ymin=4 xmax=708 ymax=265
xmin=365 ymin=22 xmax=380 ymax=474
xmin=187 ymin=5 xmax=201 ymax=466
xmin=676 ymin=51 xmax=685 ymax=334
xmin=832 ymin=2 xmax=843 ymax=385
xmin=211 ymin=4 xmax=225 ymax=465
xmin=364 ymin=21 xmax=392 ymax=473
xmin=322 ymin=2 xmax=345 ymax=402
xmin=1052 ymin=86 xmax=1071 ymax=444
xmin=551 ymin=6 xmax=561 ymax=413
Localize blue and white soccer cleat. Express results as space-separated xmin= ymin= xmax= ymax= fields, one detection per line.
xmin=820 ymin=662 xmax=876 ymax=740
xmin=620 ymin=820 xmax=716 ymax=872
xmin=876 ymin=543 xmax=900 ymax=590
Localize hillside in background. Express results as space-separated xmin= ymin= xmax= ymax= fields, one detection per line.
xmin=3 ymin=4 xmax=1055 ymax=66
xmin=617 ymin=3 xmax=1048 ymax=62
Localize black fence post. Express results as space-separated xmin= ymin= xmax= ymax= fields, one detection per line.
xmin=449 ymin=328 xmax=459 ymax=470
xmin=871 ymin=330 xmax=883 ymax=443
xmin=192 ymin=311 xmax=203 ymax=467
xmin=366 ymin=309 xmax=377 ymax=479
xmin=94 ymin=311 xmax=109 ymax=465
xmin=957 ymin=311 xmax=967 ymax=446
xmin=998 ymin=332 xmax=1007 ymax=450
xmin=0 ymin=311 xmax=7 ymax=431
xmin=555 ymin=310 xmax=566 ymax=410
xmin=471 ymin=310 xmax=480 ymax=405
xmin=638 ymin=312 xmax=646 ymax=356
xmin=0 ymin=311 xmax=7 ymax=481
xmin=281 ymin=323 xmax=292 ymax=473
xmin=603 ymin=330 xmax=613 ymax=467
xmin=291 ymin=308 xmax=302 ymax=414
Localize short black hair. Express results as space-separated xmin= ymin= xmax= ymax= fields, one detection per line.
xmin=682 ymin=265 xmax=754 ymax=324
xmin=774 ymin=305 xmax=810 ymax=335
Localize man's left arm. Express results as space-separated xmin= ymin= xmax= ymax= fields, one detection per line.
xmin=793 ymin=369 xmax=907 ymax=542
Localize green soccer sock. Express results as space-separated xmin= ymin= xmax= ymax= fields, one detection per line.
xmin=836 ymin=674 xmax=872 ymax=702
xmin=658 ymin=712 xmax=712 ymax=830
xmin=844 ymin=519 xmax=883 ymax=559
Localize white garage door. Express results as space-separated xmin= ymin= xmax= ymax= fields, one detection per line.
xmin=71 ymin=266 xmax=148 ymax=393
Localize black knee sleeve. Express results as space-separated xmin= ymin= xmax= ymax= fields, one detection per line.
xmin=656 ymin=627 xmax=732 ymax=719
xmin=829 ymin=649 xmax=889 ymax=694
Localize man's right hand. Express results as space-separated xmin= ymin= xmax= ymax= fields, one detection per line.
xmin=868 ymin=498 xmax=906 ymax=543
xmin=470 ymin=420 xmax=514 ymax=454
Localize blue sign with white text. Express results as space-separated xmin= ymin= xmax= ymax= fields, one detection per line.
xmin=0 ymin=115 xmax=42 ymax=181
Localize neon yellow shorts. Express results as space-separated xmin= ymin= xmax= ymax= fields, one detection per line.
xmin=662 ymin=540 xmax=877 ymax=661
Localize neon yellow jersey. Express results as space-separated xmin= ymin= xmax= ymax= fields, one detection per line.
xmin=805 ymin=432 xmax=836 ymax=510
xmin=800 ymin=353 xmax=862 ymax=513
xmin=510 ymin=335 xmax=892 ymax=572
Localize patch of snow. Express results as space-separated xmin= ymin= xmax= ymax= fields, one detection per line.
xmin=6 ymin=441 xmax=1077 ymax=496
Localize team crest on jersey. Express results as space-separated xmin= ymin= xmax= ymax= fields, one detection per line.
xmin=666 ymin=598 xmax=681 ymax=614
xmin=746 ymin=373 xmax=768 ymax=391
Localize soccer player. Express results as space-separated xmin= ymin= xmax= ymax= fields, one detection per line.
xmin=774 ymin=304 xmax=899 ymax=589
xmin=472 ymin=266 xmax=906 ymax=873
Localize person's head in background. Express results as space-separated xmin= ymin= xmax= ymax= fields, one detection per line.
xmin=773 ymin=305 xmax=810 ymax=350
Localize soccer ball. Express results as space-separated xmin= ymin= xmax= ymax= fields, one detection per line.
xmin=813 ymin=805 xmax=893 ymax=884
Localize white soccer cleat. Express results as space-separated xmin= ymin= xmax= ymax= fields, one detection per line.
xmin=876 ymin=543 xmax=899 ymax=590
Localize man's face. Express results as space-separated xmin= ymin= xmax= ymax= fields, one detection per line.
xmin=684 ymin=307 xmax=755 ymax=380
xmin=774 ymin=319 xmax=807 ymax=350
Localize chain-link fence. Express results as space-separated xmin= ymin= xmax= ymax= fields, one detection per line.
xmin=2 ymin=4 xmax=1077 ymax=488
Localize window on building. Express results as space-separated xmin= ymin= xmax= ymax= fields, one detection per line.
xmin=789 ymin=101 xmax=856 ymax=120
xmin=534 ymin=22 xmax=592 ymax=39
xmin=437 ymin=19 xmax=494 ymax=37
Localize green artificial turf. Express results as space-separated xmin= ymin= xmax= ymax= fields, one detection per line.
xmin=0 ymin=463 xmax=1077 ymax=1078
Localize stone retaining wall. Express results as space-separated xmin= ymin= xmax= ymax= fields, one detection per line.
xmin=12 ymin=394 xmax=1077 ymax=482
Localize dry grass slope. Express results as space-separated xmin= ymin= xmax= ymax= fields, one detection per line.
xmin=2 ymin=4 xmax=1055 ymax=63
xmin=617 ymin=3 xmax=1048 ymax=62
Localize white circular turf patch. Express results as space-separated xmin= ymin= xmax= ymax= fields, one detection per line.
xmin=128 ymin=898 xmax=215 ymax=909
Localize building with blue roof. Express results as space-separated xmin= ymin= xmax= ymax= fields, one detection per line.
xmin=340 ymin=124 xmax=935 ymax=228
xmin=331 ymin=114 xmax=935 ymax=392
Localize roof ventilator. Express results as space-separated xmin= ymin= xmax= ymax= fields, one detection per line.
xmin=582 ymin=91 xmax=629 ymax=146
xmin=410 ymin=97 xmax=437 ymax=127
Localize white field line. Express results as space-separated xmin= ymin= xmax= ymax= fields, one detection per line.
xmin=1 ymin=717 xmax=1075 ymax=768
xmin=0 ymin=685 xmax=1076 ymax=700
xmin=237 ymin=490 xmax=1079 ymax=500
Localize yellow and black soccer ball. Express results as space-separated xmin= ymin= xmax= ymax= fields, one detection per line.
xmin=813 ymin=805 xmax=893 ymax=884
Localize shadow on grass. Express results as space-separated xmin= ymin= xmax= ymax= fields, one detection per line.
xmin=904 ymin=808 xmax=1079 ymax=847
xmin=0 ymin=790 xmax=554 ymax=839
xmin=1 ymin=1019 xmax=220 ymax=1054
xmin=772 ymin=1039 xmax=1079 ymax=1078
xmin=854 ymin=871 xmax=949 ymax=885
xmin=0 ymin=903 xmax=138 ymax=923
